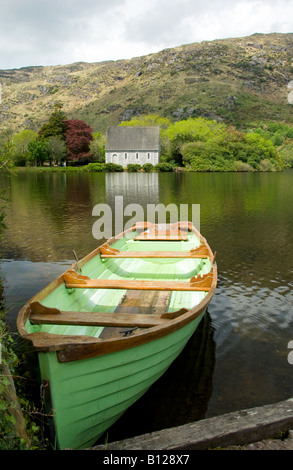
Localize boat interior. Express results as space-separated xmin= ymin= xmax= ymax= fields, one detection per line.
xmin=25 ymin=226 xmax=214 ymax=341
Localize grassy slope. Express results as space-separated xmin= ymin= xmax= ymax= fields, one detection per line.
xmin=0 ymin=33 xmax=293 ymax=135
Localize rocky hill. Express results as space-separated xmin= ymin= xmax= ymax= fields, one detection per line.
xmin=1 ymin=32 xmax=293 ymax=135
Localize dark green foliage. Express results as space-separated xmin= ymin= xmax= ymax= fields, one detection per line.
xmin=254 ymin=122 xmax=293 ymax=145
xmin=38 ymin=103 xmax=67 ymax=139
xmin=163 ymin=117 xmax=284 ymax=172
xmin=87 ymin=162 xmax=106 ymax=172
xmin=155 ymin=162 xmax=174 ymax=172
xmin=6 ymin=111 xmax=290 ymax=171
xmin=27 ymin=136 xmax=49 ymax=165
xmin=104 ymin=162 xmax=124 ymax=172
xmin=126 ymin=163 xmax=141 ymax=172
xmin=279 ymin=144 xmax=293 ymax=168
xmin=142 ymin=163 xmax=154 ymax=172
xmin=89 ymin=132 xmax=106 ymax=163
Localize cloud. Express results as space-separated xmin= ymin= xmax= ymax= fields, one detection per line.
xmin=0 ymin=0 xmax=122 ymax=68
xmin=122 ymin=0 xmax=293 ymax=47
xmin=0 ymin=0 xmax=292 ymax=69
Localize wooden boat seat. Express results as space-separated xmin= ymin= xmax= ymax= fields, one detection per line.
xmin=133 ymin=223 xmax=190 ymax=241
xmin=134 ymin=233 xmax=188 ymax=241
xmin=63 ymin=269 xmax=213 ymax=291
xmin=29 ymin=301 xmax=189 ymax=328
xmin=100 ymin=243 xmax=210 ymax=258
xmin=133 ymin=221 xmax=194 ymax=232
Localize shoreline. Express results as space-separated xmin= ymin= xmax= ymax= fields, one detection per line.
xmin=7 ymin=164 xmax=289 ymax=174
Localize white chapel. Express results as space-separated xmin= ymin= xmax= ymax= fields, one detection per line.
xmin=105 ymin=126 xmax=160 ymax=168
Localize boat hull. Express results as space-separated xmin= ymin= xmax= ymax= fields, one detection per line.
xmin=17 ymin=222 xmax=217 ymax=450
xmin=39 ymin=312 xmax=205 ymax=449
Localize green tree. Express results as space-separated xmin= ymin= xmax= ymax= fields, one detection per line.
xmin=0 ymin=130 xmax=15 ymax=170
xmin=279 ymin=143 xmax=293 ymax=168
xmin=181 ymin=141 xmax=234 ymax=171
xmin=47 ymin=136 xmax=66 ymax=165
xmin=11 ymin=129 xmax=38 ymax=166
xmin=38 ymin=102 xmax=67 ymax=139
xmin=89 ymin=132 xmax=105 ymax=162
xmin=243 ymin=133 xmax=282 ymax=169
xmin=0 ymin=131 xmax=15 ymax=237
xmin=179 ymin=120 xmax=283 ymax=171
xmin=28 ymin=137 xmax=49 ymax=166
xmin=163 ymin=117 xmax=226 ymax=165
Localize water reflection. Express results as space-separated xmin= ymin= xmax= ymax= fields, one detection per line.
xmin=0 ymin=168 xmax=292 ymax=432
xmin=106 ymin=172 xmax=160 ymax=206
xmin=102 ymin=312 xmax=216 ymax=444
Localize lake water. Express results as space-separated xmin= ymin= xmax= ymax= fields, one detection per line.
xmin=0 ymin=168 xmax=292 ymax=444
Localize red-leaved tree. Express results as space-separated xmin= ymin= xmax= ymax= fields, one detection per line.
xmin=64 ymin=119 xmax=93 ymax=162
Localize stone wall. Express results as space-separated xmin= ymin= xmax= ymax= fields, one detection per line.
xmin=106 ymin=150 xmax=159 ymax=168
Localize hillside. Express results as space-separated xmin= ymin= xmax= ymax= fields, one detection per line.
xmin=0 ymin=32 xmax=293 ymax=135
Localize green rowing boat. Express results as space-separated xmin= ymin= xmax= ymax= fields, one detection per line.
xmin=17 ymin=222 xmax=217 ymax=450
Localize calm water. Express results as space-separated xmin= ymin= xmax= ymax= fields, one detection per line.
xmin=0 ymin=168 xmax=293 ymax=443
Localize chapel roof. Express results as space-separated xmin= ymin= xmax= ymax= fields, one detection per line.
xmin=106 ymin=126 xmax=160 ymax=151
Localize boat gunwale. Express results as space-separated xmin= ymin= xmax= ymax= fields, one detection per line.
xmin=17 ymin=222 xmax=217 ymax=363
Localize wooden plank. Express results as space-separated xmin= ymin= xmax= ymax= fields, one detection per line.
xmin=115 ymin=290 xmax=170 ymax=315
xmin=133 ymin=227 xmax=189 ymax=241
xmin=29 ymin=300 xmax=187 ymax=328
xmin=133 ymin=221 xmax=194 ymax=232
xmin=30 ymin=309 xmax=168 ymax=328
xmin=91 ymin=398 xmax=293 ymax=451
xmin=100 ymin=251 xmax=209 ymax=259
xmin=100 ymin=243 xmax=210 ymax=258
xmin=63 ymin=270 xmax=213 ymax=291
xmin=99 ymin=290 xmax=171 ymax=340
xmin=134 ymin=234 xmax=188 ymax=241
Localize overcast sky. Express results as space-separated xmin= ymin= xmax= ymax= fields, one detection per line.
xmin=0 ymin=0 xmax=292 ymax=70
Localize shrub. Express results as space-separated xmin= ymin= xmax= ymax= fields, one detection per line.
xmin=87 ymin=163 xmax=106 ymax=172
xmin=142 ymin=163 xmax=154 ymax=172
xmin=104 ymin=163 xmax=124 ymax=172
xmin=279 ymin=144 xmax=293 ymax=168
xmin=126 ymin=164 xmax=141 ymax=172
xmin=234 ymin=161 xmax=254 ymax=172
xmin=155 ymin=162 xmax=174 ymax=172
xmin=259 ymin=159 xmax=276 ymax=172
xmin=0 ymin=318 xmax=43 ymax=449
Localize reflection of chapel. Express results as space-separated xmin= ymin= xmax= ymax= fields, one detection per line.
xmin=105 ymin=126 xmax=160 ymax=168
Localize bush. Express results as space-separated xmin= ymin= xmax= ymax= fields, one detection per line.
xmin=0 ymin=318 xmax=43 ymax=449
xmin=104 ymin=163 xmax=124 ymax=172
xmin=259 ymin=159 xmax=276 ymax=172
xmin=279 ymin=144 xmax=293 ymax=168
xmin=87 ymin=163 xmax=106 ymax=172
xmin=127 ymin=164 xmax=141 ymax=172
xmin=234 ymin=161 xmax=254 ymax=172
xmin=142 ymin=163 xmax=154 ymax=172
xmin=155 ymin=162 xmax=174 ymax=172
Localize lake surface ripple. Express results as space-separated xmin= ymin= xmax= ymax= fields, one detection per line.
xmin=0 ymin=169 xmax=292 ymax=442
